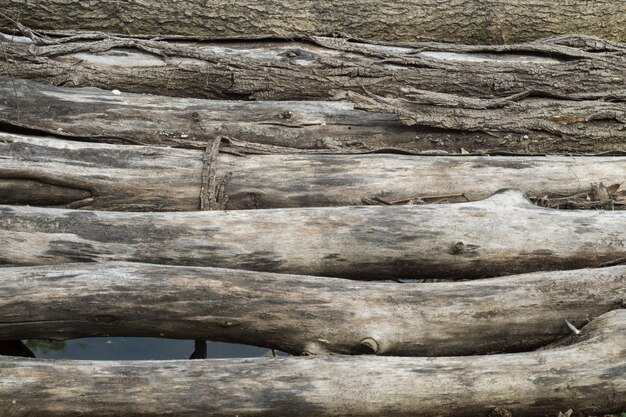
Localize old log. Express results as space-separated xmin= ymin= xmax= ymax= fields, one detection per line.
xmin=0 ymin=261 xmax=624 ymax=356
xmin=2 ymin=79 xmax=625 ymax=155
xmin=2 ymin=33 xmax=626 ymax=102
xmin=2 ymin=134 xmax=625 ymax=211
xmin=1 ymin=190 xmax=624 ymax=279
xmin=1 ymin=310 xmax=625 ymax=417
xmin=1 ymin=0 xmax=625 ymax=45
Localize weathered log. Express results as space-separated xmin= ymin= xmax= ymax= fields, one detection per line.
xmin=1 ymin=0 xmax=626 ymax=45
xmin=2 ymin=33 xmax=626 ymax=102
xmin=1 ymin=310 xmax=625 ymax=417
xmin=2 ymin=134 xmax=625 ymax=211
xmin=1 ymin=190 xmax=625 ymax=279
xmin=2 ymin=78 xmax=626 ymax=155
xmin=1 ymin=261 xmax=624 ymax=356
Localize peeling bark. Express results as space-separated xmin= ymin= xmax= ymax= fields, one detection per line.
xmin=1 ymin=190 xmax=625 ymax=280
xmin=0 ymin=262 xmax=624 ymax=356
xmin=2 ymin=33 xmax=626 ymax=101
xmin=1 ymin=310 xmax=625 ymax=417
xmin=1 ymin=0 xmax=626 ymax=44
xmin=1 ymin=134 xmax=625 ymax=211
xmin=2 ymin=77 xmax=625 ymax=155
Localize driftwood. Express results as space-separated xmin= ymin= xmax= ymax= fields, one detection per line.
xmin=0 ymin=261 xmax=624 ymax=356
xmin=2 ymin=134 xmax=625 ymax=211
xmin=2 ymin=33 xmax=626 ymax=102
xmin=1 ymin=0 xmax=625 ymax=45
xmin=1 ymin=190 xmax=625 ymax=279
xmin=2 ymin=78 xmax=626 ymax=155
xmin=1 ymin=310 xmax=625 ymax=417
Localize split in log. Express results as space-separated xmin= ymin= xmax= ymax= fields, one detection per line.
xmin=1 ymin=133 xmax=625 ymax=211
xmin=2 ymin=78 xmax=625 ymax=155
xmin=0 ymin=262 xmax=624 ymax=356
xmin=2 ymin=33 xmax=626 ymax=102
xmin=1 ymin=310 xmax=625 ymax=417
xmin=1 ymin=0 xmax=626 ymax=44
xmin=1 ymin=190 xmax=625 ymax=280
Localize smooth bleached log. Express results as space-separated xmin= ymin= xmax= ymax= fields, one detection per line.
xmin=2 ymin=34 xmax=626 ymax=102
xmin=1 ymin=134 xmax=625 ymax=211
xmin=1 ymin=0 xmax=625 ymax=44
xmin=1 ymin=310 xmax=625 ymax=417
xmin=2 ymin=78 xmax=625 ymax=155
xmin=0 ymin=262 xmax=624 ymax=356
xmin=1 ymin=190 xmax=624 ymax=279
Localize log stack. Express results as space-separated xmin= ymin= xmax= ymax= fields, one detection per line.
xmin=0 ymin=2 xmax=625 ymax=416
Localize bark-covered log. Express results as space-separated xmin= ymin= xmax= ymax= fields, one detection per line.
xmin=2 ymin=33 xmax=626 ymax=101
xmin=1 ymin=310 xmax=625 ymax=417
xmin=1 ymin=190 xmax=625 ymax=279
xmin=2 ymin=134 xmax=625 ymax=211
xmin=2 ymin=78 xmax=625 ymax=155
xmin=1 ymin=0 xmax=626 ymax=45
xmin=1 ymin=262 xmax=624 ymax=357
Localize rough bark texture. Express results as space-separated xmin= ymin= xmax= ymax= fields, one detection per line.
xmin=2 ymin=78 xmax=626 ymax=155
xmin=2 ymin=33 xmax=626 ymax=102
xmin=2 ymin=134 xmax=625 ymax=211
xmin=1 ymin=310 xmax=625 ymax=417
xmin=0 ymin=262 xmax=624 ymax=357
xmin=1 ymin=190 xmax=625 ymax=280
xmin=1 ymin=0 xmax=626 ymax=44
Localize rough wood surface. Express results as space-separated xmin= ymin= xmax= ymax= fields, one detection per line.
xmin=1 ymin=310 xmax=625 ymax=417
xmin=1 ymin=0 xmax=626 ymax=44
xmin=0 ymin=262 xmax=624 ymax=357
xmin=2 ymin=78 xmax=625 ymax=155
xmin=1 ymin=190 xmax=625 ymax=280
xmin=2 ymin=134 xmax=625 ymax=211
xmin=2 ymin=33 xmax=626 ymax=102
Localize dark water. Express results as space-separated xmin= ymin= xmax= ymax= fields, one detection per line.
xmin=26 ymin=338 xmax=276 ymax=360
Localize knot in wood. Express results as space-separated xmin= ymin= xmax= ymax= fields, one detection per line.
xmin=360 ymin=337 xmax=379 ymax=354
xmin=191 ymin=112 xmax=201 ymax=122
xmin=450 ymin=241 xmax=465 ymax=254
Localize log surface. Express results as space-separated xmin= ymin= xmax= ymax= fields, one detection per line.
xmin=2 ymin=134 xmax=625 ymax=211
xmin=2 ymin=78 xmax=625 ymax=155
xmin=0 ymin=262 xmax=624 ymax=356
xmin=1 ymin=310 xmax=625 ymax=417
xmin=1 ymin=190 xmax=624 ymax=280
xmin=1 ymin=0 xmax=625 ymax=44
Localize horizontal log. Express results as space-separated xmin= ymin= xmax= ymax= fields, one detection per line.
xmin=2 ymin=78 xmax=626 ymax=155
xmin=2 ymin=33 xmax=626 ymax=102
xmin=0 ymin=262 xmax=624 ymax=356
xmin=1 ymin=190 xmax=625 ymax=279
xmin=2 ymin=134 xmax=625 ymax=211
xmin=1 ymin=1 xmax=625 ymax=45
xmin=1 ymin=310 xmax=625 ymax=417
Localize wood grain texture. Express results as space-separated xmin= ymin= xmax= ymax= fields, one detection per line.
xmin=1 ymin=190 xmax=624 ymax=279
xmin=2 ymin=34 xmax=626 ymax=102
xmin=1 ymin=310 xmax=625 ymax=417
xmin=0 ymin=262 xmax=624 ymax=356
xmin=1 ymin=0 xmax=625 ymax=44
xmin=2 ymin=133 xmax=625 ymax=211
xmin=2 ymin=78 xmax=625 ymax=155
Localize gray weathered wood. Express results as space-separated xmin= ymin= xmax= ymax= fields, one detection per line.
xmin=0 ymin=262 xmax=624 ymax=356
xmin=2 ymin=33 xmax=626 ymax=102
xmin=2 ymin=78 xmax=625 ymax=155
xmin=1 ymin=190 xmax=625 ymax=279
xmin=2 ymin=133 xmax=625 ymax=211
xmin=1 ymin=310 xmax=625 ymax=417
xmin=1 ymin=0 xmax=626 ymax=44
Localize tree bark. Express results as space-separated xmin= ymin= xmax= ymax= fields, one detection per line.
xmin=1 ymin=190 xmax=625 ymax=279
xmin=1 ymin=310 xmax=625 ymax=417
xmin=2 ymin=33 xmax=626 ymax=102
xmin=2 ymin=78 xmax=625 ymax=155
xmin=1 ymin=0 xmax=626 ymax=45
xmin=2 ymin=133 xmax=625 ymax=211
xmin=0 ymin=261 xmax=624 ymax=357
